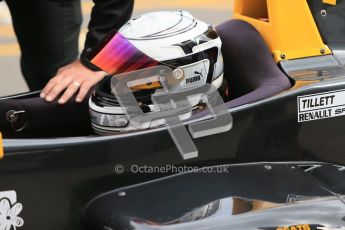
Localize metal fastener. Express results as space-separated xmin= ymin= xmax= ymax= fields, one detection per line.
xmin=118 ymin=191 xmax=126 ymax=197
xmin=280 ymin=54 xmax=286 ymax=60
xmin=173 ymin=68 xmax=185 ymax=80
xmin=321 ymin=9 xmax=327 ymax=17
xmin=320 ymin=48 xmax=326 ymax=54
xmin=264 ymin=165 xmax=272 ymax=170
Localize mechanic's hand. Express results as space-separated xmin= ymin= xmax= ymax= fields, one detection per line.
xmin=40 ymin=60 xmax=105 ymax=104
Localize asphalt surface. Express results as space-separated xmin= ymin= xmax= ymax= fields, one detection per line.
xmin=0 ymin=0 xmax=232 ymax=96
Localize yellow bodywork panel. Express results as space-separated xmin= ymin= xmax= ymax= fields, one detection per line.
xmin=0 ymin=133 xmax=3 ymax=160
xmin=323 ymin=0 xmax=337 ymax=5
xmin=290 ymin=80 xmax=319 ymax=90
xmin=233 ymin=0 xmax=332 ymax=62
xmin=130 ymin=81 xmax=162 ymax=90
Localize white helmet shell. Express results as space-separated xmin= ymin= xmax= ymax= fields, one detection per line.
xmin=120 ymin=11 xmax=220 ymax=63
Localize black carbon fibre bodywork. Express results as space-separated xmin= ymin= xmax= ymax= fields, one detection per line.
xmin=82 ymin=163 xmax=345 ymax=230
xmin=2 ymin=7 xmax=345 ymax=229
xmin=2 ymin=76 xmax=345 ymax=229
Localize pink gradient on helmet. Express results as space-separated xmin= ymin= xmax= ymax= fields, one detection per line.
xmin=91 ymin=33 xmax=159 ymax=75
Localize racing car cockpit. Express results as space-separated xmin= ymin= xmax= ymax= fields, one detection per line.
xmin=3 ymin=2 xmax=345 ymax=229
xmin=2 ymin=0 xmax=343 ymax=139
xmin=0 ymin=9 xmax=292 ymax=139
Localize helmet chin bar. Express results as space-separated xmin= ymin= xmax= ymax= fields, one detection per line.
xmin=89 ymin=65 xmax=224 ymax=134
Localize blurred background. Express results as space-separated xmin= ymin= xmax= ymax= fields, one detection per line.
xmin=0 ymin=0 xmax=232 ymax=96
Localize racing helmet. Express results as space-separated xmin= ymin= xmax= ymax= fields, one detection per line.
xmin=88 ymin=11 xmax=226 ymax=134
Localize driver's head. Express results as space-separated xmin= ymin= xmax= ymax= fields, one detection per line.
xmin=88 ymin=11 xmax=226 ymax=134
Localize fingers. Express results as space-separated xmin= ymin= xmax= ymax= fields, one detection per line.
xmin=42 ymin=74 xmax=75 ymax=101
xmin=58 ymin=80 xmax=83 ymax=104
xmin=41 ymin=65 xmax=71 ymax=98
xmin=75 ymin=82 xmax=93 ymax=103
xmin=41 ymin=61 xmax=105 ymax=104
xmin=75 ymin=73 xmax=104 ymax=103
xmin=40 ymin=78 xmax=58 ymax=99
xmin=75 ymin=72 xmax=104 ymax=103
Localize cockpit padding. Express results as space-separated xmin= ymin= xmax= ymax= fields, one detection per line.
xmin=216 ymin=20 xmax=292 ymax=109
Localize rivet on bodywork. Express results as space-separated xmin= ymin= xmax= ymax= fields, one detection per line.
xmin=321 ymin=9 xmax=327 ymax=17
xmin=264 ymin=165 xmax=272 ymax=170
xmin=118 ymin=192 xmax=126 ymax=197
xmin=320 ymin=48 xmax=326 ymax=54
xmin=280 ymin=54 xmax=286 ymax=60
